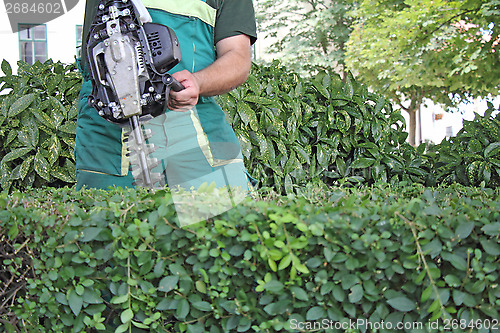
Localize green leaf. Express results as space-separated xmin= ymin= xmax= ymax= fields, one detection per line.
xmin=331 ymin=98 xmax=349 ymax=107
xmin=34 ymin=150 xmax=51 ymax=181
xmin=480 ymin=239 xmax=500 ymax=256
xmin=80 ymin=227 xmax=103 ymax=242
xmin=290 ymin=286 xmax=309 ymax=301
xmin=348 ymin=284 xmax=363 ymax=303
xmin=278 ymin=254 xmax=292 ymax=270
xmin=357 ymin=141 xmax=379 ymax=149
xmin=444 ymin=274 xmax=461 ymax=287
xmin=263 ymin=280 xmax=284 ymax=293
xmin=441 ymin=252 xmax=467 ymax=271
xmin=344 ymin=75 xmax=354 ymax=99
xmin=284 ymin=152 xmax=298 ymax=174
xmin=49 ymin=96 xmax=66 ymax=126
xmin=9 ymin=164 xmax=22 ymax=180
xmin=423 ymin=204 xmax=441 ymax=216
xmin=68 ymin=104 xmax=79 ymax=120
xmin=111 ymin=294 xmax=129 ymax=304
xmin=387 ymin=296 xmax=416 ymax=312
xmin=132 ymin=321 xmax=149 ymax=329
xmin=292 ymin=254 xmax=310 ymax=274
xmin=67 ymin=289 xmax=83 ymax=316
xmin=316 ymin=145 xmax=329 ymax=169
xmin=1 ymin=147 xmax=32 ymax=164
xmin=306 ymin=306 xmax=326 ymax=320
xmin=4 ymin=131 xmax=18 ymax=149
xmin=421 ymin=285 xmax=433 ymax=302
xmin=255 ymin=131 xmax=269 ymax=162
xmin=52 ymin=166 xmax=75 ymax=183
xmin=75 ymin=285 xmax=84 ymax=296
xmin=26 ymin=118 xmax=40 ymax=147
xmin=9 ymin=93 xmax=36 ymax=117
xmin=1 ymin=59 xmax=12 ymax=76
xmin=82 ymin=288 xmax=102 ymax=304
xmin=312 ymin=79 xmax=330 ymax=99
xmin=17 ymin=130 xmax=33 ymax=148
xmin=115 ymin=323 xmax=129 ymax=333
xmin=176 ymin=299 xmax=190 ymax=319
xmin=455 ymin=221 xmax=474 ymax=239
xmin=58 ymin=121 xmax=77 ymax=134
xmin=47 ymin=135 xmax=61 ymax=166
xmin=336 ymin=158 xmax=347 ymax=177
xmin=468 ymin=280 xmax=485 ymax=294
xmin=332 ymin=285 xmax=345 ymax=302
xmin=121 ymin=309 xmax=134 ymax=324
xmin=268 ymin=258 xmax=277 ymax=272
xmin=237 ymin=102 xmax=259 ymax=131
xmin=484 ymin=142 xmax=500 ymax=158
xmin=293 ymin=145 xmax=310 ymax=164
xmin=374 ymin=95 xmax=386 ymax=114
xmin=243 ymin=95 xmax=275 ymax=105
xmin=32 ymin=108 xmax=56 ymax=129
xmin=158 ymin=275 xmax=179 ymax=293
xmin=481 ymin=223 xmax=500 ymax=236
xmin=350 ymin=157 xmax=375 ymax=169
xmin=192 ymin=301 xmax=211 ymax=312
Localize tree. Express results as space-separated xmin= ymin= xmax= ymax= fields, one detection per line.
xmin=255 ymin=0 xmax=356 ymax=77
xmin=345 ymin=0 xmax=500 ymax=146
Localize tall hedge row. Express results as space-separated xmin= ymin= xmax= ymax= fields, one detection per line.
xmin=426 ymin=102 xmax=500 ymax=188
xmin=1 ymin=59 xmax=499 ymax=193
xmin=0 ymin=60 xmax=80 ymax=192
xmin=1 ymin=184 xmax=499 ymax=332
xmin=218 ymin=62 xmax=425 ymax=193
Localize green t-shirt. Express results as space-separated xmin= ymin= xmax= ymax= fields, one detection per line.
xmin=81 ymin=0 xmax=256 ymax=66
xmin=207 ymin=0 xmax=257 ymax=45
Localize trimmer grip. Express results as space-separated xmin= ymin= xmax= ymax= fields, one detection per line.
xmin=164 ymin=75 xmax=185 ymax=92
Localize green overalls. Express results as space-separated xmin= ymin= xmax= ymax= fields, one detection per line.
xmin=75 ymin=0 xmax=250 ymax=193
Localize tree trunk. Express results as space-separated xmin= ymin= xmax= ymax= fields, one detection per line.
xmin=407 ymin=107 xmax=417 ymax=146
xmin=397 ymin=92 xmax=423 ymax=147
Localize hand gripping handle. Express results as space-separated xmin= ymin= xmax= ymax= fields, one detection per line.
xmin=163 ymin=75 xmax=185 ymax=92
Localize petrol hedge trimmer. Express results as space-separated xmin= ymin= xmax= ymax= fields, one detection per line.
xmin=85 ymin=0 xmax=183 ymax=188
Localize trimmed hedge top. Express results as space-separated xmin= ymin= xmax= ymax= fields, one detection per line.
xmin=1 ymin=183 xmax=499 ymax=332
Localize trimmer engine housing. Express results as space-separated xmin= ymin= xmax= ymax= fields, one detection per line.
xmin=85 ymin=0 xmax=182 ymax=124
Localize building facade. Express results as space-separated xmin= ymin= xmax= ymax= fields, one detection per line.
xmin=0 ymin=0 xmax=85 ymax=71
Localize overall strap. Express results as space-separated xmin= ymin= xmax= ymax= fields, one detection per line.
xmin=141 ymin=0 xmax=216 ymax=27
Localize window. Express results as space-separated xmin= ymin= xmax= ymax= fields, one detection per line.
xmin=18 ymin=24 xmax=47 ymax=65
xmin=76 ymin=25 xmax=83 ymax=57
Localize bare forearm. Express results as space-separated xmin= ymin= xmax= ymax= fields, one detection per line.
xmin=193 ymin=46 xmax=251 ymax=97
xmin=168 ymin=34 xmax=252 ymax=111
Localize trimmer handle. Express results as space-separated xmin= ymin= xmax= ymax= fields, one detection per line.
xmin=163 ymin=75 xmax=185 ymax=92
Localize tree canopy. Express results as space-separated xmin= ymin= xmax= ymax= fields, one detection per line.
xmin=255 ymin=0 xmax=500 ymax=145
xmin=345 ymin=0 xmax=500 ymax=145
xmin=255 ymin=0 xmax=355 ymax=75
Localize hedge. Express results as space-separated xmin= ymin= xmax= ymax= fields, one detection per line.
xmin=0 ymin=59 xmax=420 ymax=193
xmin=218 ymin=61 xmax=422 ymax=193
xmin=1 ymin=60 xmax=500 ymax=193
xmin=1 ymin=183 xmax=499 ymax=332
xmin=0 ymin=60 xmax=79 ymax=192
xmin=426 ymin=103 xmax=500 ymax=188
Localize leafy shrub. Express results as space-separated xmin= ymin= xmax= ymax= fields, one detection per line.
xmin=218 ymin=61 xmax=428 ymax=194
xmin=1 ymin=184 xmax=499 ymax=332
xmin=0 ymin=60 xmax=81 ymax=192
xmin=425 ymin=102 xmax=500 ymax=188
xmin=0 ymin=59 xmax=498 ymax=194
